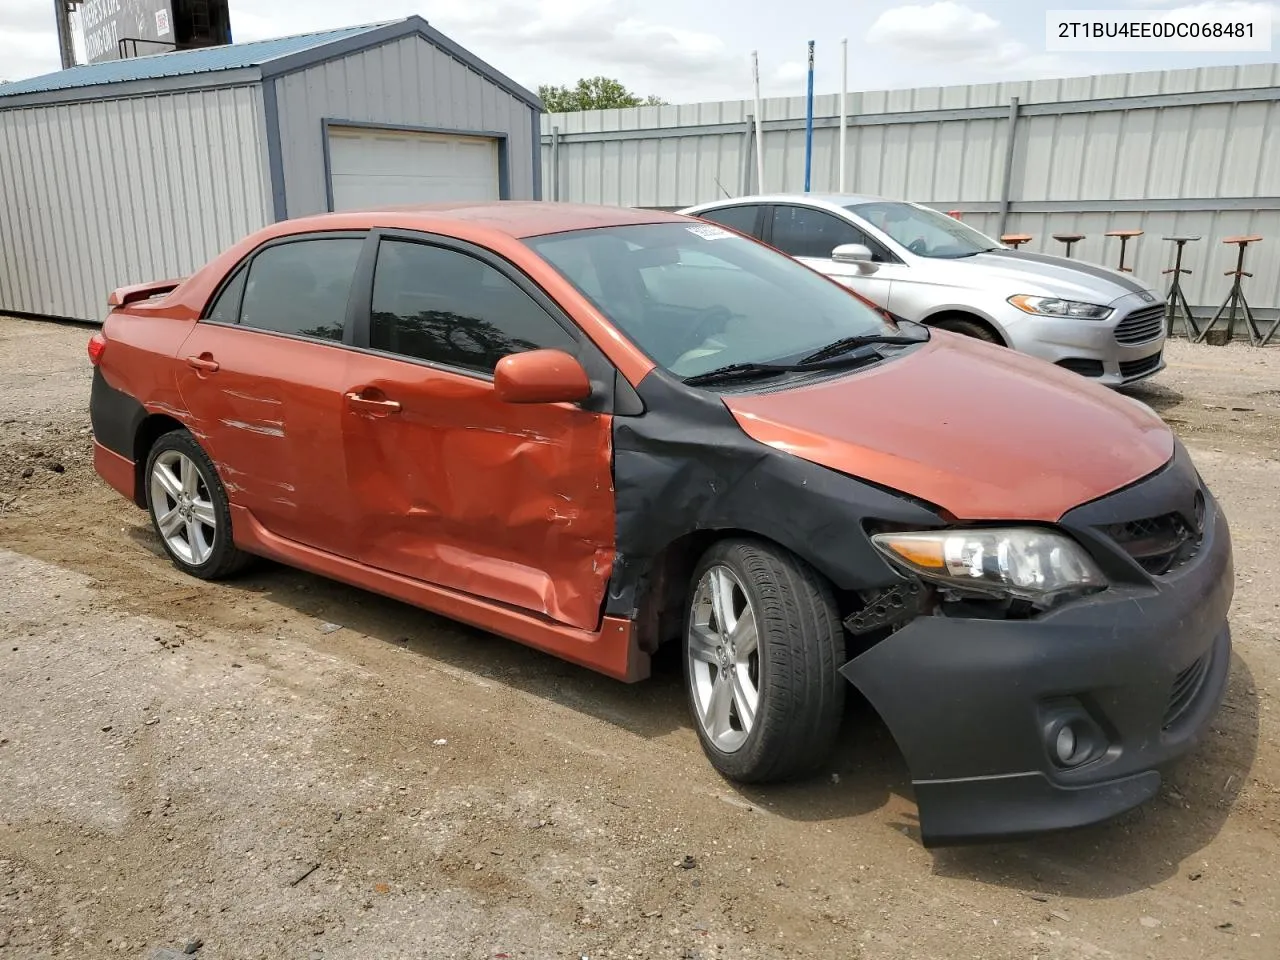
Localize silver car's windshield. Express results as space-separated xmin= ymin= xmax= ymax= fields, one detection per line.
xmin=848 ymin=201 xmax=1001 ymax=259
xmin=525 ymin=222 xmax=895 ymax=378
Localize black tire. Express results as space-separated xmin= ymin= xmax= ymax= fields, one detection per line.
xmin=931 ymin=315 xmax=1002 ymax=344
xmin=143 ymin=428 xmax=252 ymax=580
xmin=683 ymin=538 xmax=845 ymax=783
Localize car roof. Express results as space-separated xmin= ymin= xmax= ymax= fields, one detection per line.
xmin=685 ymin=193 xmax=894 ymax=209
xmin=276 ymin=201 xmax=689 ymax=240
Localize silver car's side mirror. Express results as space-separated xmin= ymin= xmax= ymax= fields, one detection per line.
xmin=831 ymin=243 xmax=878 ymax=273
xmin=832 ymin=243 xmax=873 ymax=263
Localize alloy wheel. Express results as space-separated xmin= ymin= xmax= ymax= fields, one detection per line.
xmin=687 ymin=564 xmax=761 ymax=753
xmin=149 ymin=449 xmax=217 ymax=566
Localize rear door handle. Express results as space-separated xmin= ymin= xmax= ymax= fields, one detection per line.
xmin=345 ymin=392 xmax=402 ymax=414
xmin=186 ymin=355 xmax=220 ymax=372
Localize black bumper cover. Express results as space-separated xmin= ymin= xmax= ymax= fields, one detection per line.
xmin=841 ymin=482 xmax=1234 ymax=847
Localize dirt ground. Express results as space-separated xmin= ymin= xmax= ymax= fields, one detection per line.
xmin=1 ymin=316 xmax=1277 ymax=960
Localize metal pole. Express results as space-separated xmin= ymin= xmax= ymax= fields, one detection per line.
xmin=997 ymin=96 xmax=1020 ymax=237
xmin=804 ymin=40 xmax=815 ymax=193
xmin=751 ymin=51 xmax=765 ymax=193
xmin=837 ymin=39 xmax=849 ymax=193
xmin=550 ymin=125 xmax=560 ymax=202
xmin=55 ymin=0 xmax=76 ymax=69
xmin=739 ymin=116 xmax=754 ymax=196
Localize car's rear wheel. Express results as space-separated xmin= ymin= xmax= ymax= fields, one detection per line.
xmin=144 ymin=429 xmax=251 ymax=580
xmin=931 ymin=315 xmax=1002 ymax=344
xmin=684 ymin=538 xmax=845 ymax=783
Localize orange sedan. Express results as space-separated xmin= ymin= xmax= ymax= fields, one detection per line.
xmin=88 ymin=202 xmax=1233 ymax=846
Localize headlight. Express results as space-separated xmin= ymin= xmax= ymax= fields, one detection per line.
xmin=871 ymin=527 xmax=1107 ymax=608
xmin=1008 ymin=294 xmax=1113 ymax=320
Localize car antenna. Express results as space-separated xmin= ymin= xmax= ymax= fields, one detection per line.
xmin=714 ymin=176 xmax=731 ymax=199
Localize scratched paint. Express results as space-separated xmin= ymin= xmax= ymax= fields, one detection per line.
xmin=218 ymin=418 xmax=286 ymax=438
xmin=221 ymin=389 xmax=283 ymax=405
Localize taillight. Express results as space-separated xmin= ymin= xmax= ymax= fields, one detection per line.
xmin=88 ymin=332 xmax=107 ymax=366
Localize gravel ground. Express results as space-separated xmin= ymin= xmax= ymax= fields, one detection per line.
xmin=1 ymin=316 xmax=1278 ymax=960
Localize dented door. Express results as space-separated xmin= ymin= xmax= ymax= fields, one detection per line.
xmin=175 ymin=323 xmax=355 ymax=553
xmin=340 ymin=353 xmax=615 ymax=630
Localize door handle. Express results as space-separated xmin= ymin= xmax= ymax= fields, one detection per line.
xmin=186 ymin=355 xmax=220 ymax=372
xmin=345 ymin=391 xmax=402 ymax=414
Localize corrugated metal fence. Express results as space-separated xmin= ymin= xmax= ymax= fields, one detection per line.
xmin=541 ymin=64 xmax=1280 ymax=320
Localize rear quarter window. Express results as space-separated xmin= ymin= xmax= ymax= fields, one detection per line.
xmin=237 ymin=238 xmax=364 ymax=341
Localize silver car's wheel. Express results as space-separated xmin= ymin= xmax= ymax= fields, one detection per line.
xmin=687 ymin=564 xmax=761 ymax=753
xmin=149 ymin=449 xmax=217 ymax=566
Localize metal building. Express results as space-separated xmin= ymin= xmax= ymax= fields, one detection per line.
xmin=0 ymin=15 xmax=543 ymax=322
xmin=541 ymin=64 xmax=1280 ymax=320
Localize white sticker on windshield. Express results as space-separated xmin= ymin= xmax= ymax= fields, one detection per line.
xmin=685 ymin=224 xmax=737 ymax=241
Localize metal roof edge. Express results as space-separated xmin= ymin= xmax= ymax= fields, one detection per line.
xmin=0 ymin=67 xmax=265 ymax=111
xmin=258 ymin=15 xmax=544 ymax=112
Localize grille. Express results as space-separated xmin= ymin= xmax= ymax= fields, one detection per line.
xmin=1115 ymin=304 xmax=1166 ymax=345
xmin=1163 ymin=653 xmax=1211 ymax=730
xmin=1102 ymin=507 xmax=1202 ymax=576
xmin=1119 ymin=351 xmax=1163 ymax=380
xmin=1057 ymin=357 xmax=1104 ymax=377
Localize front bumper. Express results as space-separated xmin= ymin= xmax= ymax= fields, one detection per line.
xmin=998 ymin=292 xmax=1166 ymax=387
xmin=842 ymin=459 xmax=1234 ymax=846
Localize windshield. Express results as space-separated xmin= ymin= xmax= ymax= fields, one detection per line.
xmin=524 ymin=222 xmax=895 ymax=379
xmin=848 ymin=201 xmax=1001 ymax=259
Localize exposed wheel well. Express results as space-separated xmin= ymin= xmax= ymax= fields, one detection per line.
xmin=130 ymin=414 xmax=186 ymax=507
xmin=924 ymin=310 xmax=1007 ymax=346
xmin=631 ymin=528 xmax=857 ymax=653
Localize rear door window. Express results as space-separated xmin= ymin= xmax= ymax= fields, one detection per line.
xmin=697 ymin=205 xmax=762 ymax=238
xmin=769 ymin=205 xmax=876 ymax=260
xmin=368 ymin=239 xmax=578 ymax=374
xmin=237 ymin=237 xmax=364 ymax=341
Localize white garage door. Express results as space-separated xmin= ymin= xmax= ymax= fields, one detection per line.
xmin=327 ymin=125 xmax=501 ymax=210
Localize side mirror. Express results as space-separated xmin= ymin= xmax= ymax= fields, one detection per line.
xmin=494 ymin=349 xmax=592 ymax=405
xmin=832 ymin=243 xmax=874 ymax=264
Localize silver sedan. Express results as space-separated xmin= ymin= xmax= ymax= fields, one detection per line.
xmin=679 ymin=193 xmax=1167 ymax=387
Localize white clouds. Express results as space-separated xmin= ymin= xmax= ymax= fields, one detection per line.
xmin=225 ymin=0 xmax=735 ymax=87
xmin=0 ymin=0 xmax=60 ymax=81
xmin=1126 ymin=0 xmax=1278 ymax=27
xmin=866 ymin=1 xmax=1076 ymax=78
xmin=774 ymin=61 xmax=809 ymax=84
xmin=867 ymin=1 xmax=1002 ymax=55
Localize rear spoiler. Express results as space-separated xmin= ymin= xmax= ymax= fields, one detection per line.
xmin=108 ymin=277 xmax=186 ymax=308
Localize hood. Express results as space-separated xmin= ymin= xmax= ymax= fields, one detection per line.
xmin=953 ymin=250 xmax=1157 ymax=305
xmin=723 ymin=334 xmax=1174 ymax=522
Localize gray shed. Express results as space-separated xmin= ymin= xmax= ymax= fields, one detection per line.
xmin=0 ymin=15 xmax=543 ymax=322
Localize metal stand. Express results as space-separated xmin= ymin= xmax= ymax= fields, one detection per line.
xmin=1161 ymin=236 xmax=1201 ymax=338
xmin=1196 ymin=236 xmax=1266 ymax=345
xmin=1001 ymin=233 xmax=1032 ymax=249
xmin=1053 ymin=233 xmax=1084 ymax=258
xmin=1106 ymin=229 xmax=1144 ymax=272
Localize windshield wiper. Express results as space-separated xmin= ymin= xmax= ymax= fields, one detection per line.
xmin=797 ymin=333 xmax=928 ymax=365
xmin=683 ymin=347 xmax=896 ymax=387
xmin=944 ymin=246 xmax=1002 ymax=259
xmin=681 ymin=362 xmax=795 ymax=386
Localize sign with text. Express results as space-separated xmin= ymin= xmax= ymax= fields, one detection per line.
xmin=78 ymin=0 xmax=177 ymax=64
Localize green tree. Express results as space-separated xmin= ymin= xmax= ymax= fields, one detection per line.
xmin=538 ymin=76 xmax=667 ymax=112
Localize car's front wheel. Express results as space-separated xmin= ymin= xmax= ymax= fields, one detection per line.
xmin=684 ymin=538 xmax=845 ymax=783
xmin=144 ymin=429 xmax=251 ymax=580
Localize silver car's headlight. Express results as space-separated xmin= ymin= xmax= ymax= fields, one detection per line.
xmin=871 ymin=527 xmax=1107 ymax=608
xmin=1008 ymin=295 xmax=1113 ymax=320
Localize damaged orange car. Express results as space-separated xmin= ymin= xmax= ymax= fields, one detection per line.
xmin=89 ymin=203 xmax=1233 ymax=846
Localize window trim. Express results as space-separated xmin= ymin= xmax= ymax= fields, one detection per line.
xmin=693 ymin=203 xmax=766 ymax=239
xmin=763 ymin=203 xmax=901 ymax=265
xmin=347 ymin=228 xmax=626 ymax=415
xmin=198 ymin=230 xmax=372 ymax=347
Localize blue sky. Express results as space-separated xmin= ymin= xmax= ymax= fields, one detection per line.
xmin=2 ymin=1 xmax=1277 ymax=100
